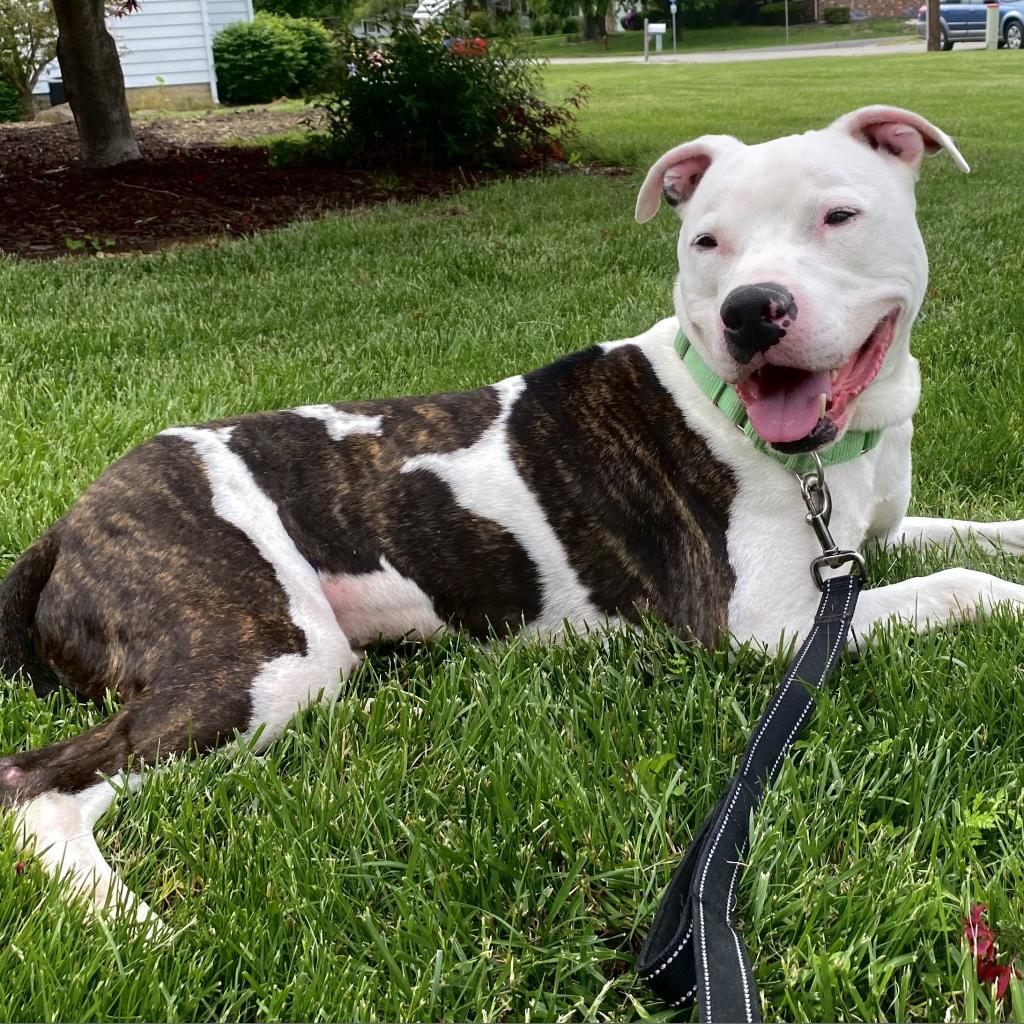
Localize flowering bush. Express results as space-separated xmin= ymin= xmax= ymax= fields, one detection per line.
xmin=450 ymin=36 xmax=488 ymax=56
xmin=318 ymin=22 xmax=586 ymax=170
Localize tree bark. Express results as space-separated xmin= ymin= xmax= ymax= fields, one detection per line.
xmin=926 ymin=0 xmax=940 ymax=49
xmin=15 ymin=82 xmax=36 ymax=121
xmin=51 ymin=0 xmax=140 ymax=166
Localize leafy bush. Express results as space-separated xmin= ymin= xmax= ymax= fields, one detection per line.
xmin=823 ymin=4 xmax=851 ymax=21
xmin=758 ymin=0 xmax=809 ymax=24
xmin=0 ymin=77 xmax=20 ymax=123
xmin=532 ymin=12 xmax=565 ymax=32
xmin=732 ymin=0 xmax=761 ymax=24
xmin=561 ymin=16 xmax=580 ymax=32
xmin=286 ymin=17 xmax=336 ymax=93
xmin=213 ymin=12 xmax=336 ymax=104
xmin=467 ymin=10 xmax=492 ymax=34
xmin=682 ymin=0 xmax=736 ymax=25
xmin=214 ymin=14 xmax=301 ymax=103
xmin=318 ymin=22 xmax=586 ymax=169
xmin=621 ymin=7 xmax=661 ymax=29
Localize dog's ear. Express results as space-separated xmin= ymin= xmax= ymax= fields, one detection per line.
xmin=832 ymin=105 xmax=970 ymax=175
xmin=635 ymin=135 xmax=741 ymax=223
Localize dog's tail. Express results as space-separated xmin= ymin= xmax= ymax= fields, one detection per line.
xmin=0 ymin=529 xmax=64 ymax=699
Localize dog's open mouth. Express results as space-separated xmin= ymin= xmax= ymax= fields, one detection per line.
xmin=734 ymin=308 xmax=899 ymax=451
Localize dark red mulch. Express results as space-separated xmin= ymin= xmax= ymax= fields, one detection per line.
xmin=0 ymin=115 xmax=502 ymax=260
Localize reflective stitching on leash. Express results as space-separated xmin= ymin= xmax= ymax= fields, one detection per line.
xmin=732 ymin=926 xmax=753 ymax=1022
xmin=699 ymin=902 xmax=711 ymax=1016
xmin=700 ymin=577 xmax=849 ymax=1023
xmin=742 ymin=603 xmax=824 ymax=774
xmin=767 ymin=583 xmax=852 ymax=782
xmin=643 ymin=922 xmax=693 ymax=977
xmin=669 ymin=984 xmax=698 ymax=1008
xmin=699 ymin=618 xmax=827 ymax=1020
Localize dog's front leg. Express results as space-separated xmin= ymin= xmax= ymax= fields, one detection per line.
xmin=880 ymin=516 xmax=1024 ymax=556
xmin=849 ymin=567 xmax=1024 ymax=648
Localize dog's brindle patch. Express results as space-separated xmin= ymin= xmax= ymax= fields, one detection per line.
xmin=222 ymin=387 xmax=544 ymax=635
xmin=509 ymin=346 xmax=736 ymax=644
xmin=4 ymin=439 xmax=307 ymax=801
xmin=1 ymin=343 xmax=735 ymax=806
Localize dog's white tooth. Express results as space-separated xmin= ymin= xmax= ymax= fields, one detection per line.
xmin=819 ymin=393 xmax=827 ymax=417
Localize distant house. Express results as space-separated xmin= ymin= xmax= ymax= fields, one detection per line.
xmin=34 ymin=0 xmax=254 ymax=109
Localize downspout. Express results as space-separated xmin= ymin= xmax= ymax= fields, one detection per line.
xmin=198 ymin=0 xmax=219 ymax=104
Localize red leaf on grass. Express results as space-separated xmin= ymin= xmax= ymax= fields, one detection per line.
xmin=964 ymin=903 xmax=1022 ymax=1000
xmin=965 ymin=903 xmax=996 ymax=957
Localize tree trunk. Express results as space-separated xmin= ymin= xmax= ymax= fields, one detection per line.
xmin=583 ymin=10 xmax=603 ymax=39
xmin=16 ymin=83 xmax=36 ymax=122
xmin=51 ymin=0 xmax=140 ymax=166
xmin=926 ymin=0 xmax=940 ymax=49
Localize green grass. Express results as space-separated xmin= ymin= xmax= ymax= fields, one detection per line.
xmin=528 ymin=17 xmax=914 ymax=57
xmin=2 ymin=51 xmax=1024 ymax=1022
xmin=132 ymin=98 xmax=312 ymax=122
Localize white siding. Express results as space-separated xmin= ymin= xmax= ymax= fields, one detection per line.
xmin=207 ymin=0 xmax=252 ymax=34
xmin=34 ymin=0 xmax=252 ymax=95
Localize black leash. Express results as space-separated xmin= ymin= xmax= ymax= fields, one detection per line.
xmin=637 ymin=455 xmax=867 ymax=1022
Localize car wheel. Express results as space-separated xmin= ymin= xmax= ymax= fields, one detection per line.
xmin=941 ymin=27 xmax=954 ymax=49
xmin=1006 ymin=20 xmax=1023 ymax=47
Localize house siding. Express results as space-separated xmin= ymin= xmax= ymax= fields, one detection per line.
xmin=207 ymin=0 xmax=252 ymax=34
xmin=34 ymin=0 xmax=252 ymax=97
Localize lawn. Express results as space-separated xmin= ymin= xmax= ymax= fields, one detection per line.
xmin=528 ymin=17 xmax=914 ymax=57
xmin=2 ymin=51 xmax=1024 ymax=1023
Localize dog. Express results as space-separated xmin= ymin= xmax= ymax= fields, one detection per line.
xmin=2 ymin=105 xmax=1023 ymax=932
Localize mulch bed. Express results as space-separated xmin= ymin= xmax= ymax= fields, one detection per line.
xmin=0 ymin=108 xmax=506 ymax=260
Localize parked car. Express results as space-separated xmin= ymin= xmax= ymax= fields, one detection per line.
xmin=917 ymin=0 xmax=1024 ymax=48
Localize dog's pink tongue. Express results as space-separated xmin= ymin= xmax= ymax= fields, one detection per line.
xmin=746 ymin=369 xmax=832 ymax=443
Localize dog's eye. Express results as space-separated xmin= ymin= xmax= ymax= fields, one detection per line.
xmin=824 ymin=207 xmax=859 ymax=226
xmin=693 ymin=233 xmax=718 ymax=250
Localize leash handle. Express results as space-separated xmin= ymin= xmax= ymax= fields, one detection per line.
xmin=637 ymin=572 xmax=863 ymax=1022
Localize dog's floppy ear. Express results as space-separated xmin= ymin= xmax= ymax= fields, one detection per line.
xmin=635 ymin=135 xmax=741 ymax=223
xmin=831 ymin=105 xmax=970 ymax=175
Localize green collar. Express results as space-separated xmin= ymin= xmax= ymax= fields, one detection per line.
xmin=675 ymin=331 xmax=882 ymax=473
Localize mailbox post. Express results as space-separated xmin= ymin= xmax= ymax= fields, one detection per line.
xmin=985 ymin=2 xmax=999 ymax=47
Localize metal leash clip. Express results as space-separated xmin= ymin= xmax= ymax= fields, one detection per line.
xmin=798 ymin=452 xmax=868 ymax=590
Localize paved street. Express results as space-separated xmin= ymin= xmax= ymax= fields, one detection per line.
xmin=548 ymin=37 xmax=986 ymax=63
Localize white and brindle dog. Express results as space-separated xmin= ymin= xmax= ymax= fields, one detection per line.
xmin=2 ymin=105 xmax=1023 ymax=931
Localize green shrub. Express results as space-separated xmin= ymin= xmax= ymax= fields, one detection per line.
xmin=494 ymin=13 xmax=519 ymax=35
xmin=286 ymin=16 xmax=336 ymax=93
xmin=213 ymin=12 xmax=336 ymax=104
xmin=675 ymin=0 xmax=732 ymax=28
xmin=0 ymin=77 xmax=20 ymax=123
xmin=531 ymin=13 xmax=565 ymax=33
xmin=318 ymin=22 xmax=586 ymax=169
xmin=757 ymin=0 xmax=809 ymax=24
xmin=214 ymin=14 xmax=301 ymax=103
xmin=467 ymin=10 xmax=492 ymax=34
xmin=561 ymin=15 xmax=580 ymax=32
xmin=823 ymin=4 xmax=851 ymax=21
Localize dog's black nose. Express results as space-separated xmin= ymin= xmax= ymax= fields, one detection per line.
xmin=720 ymin=283 xmax=797 ymax=365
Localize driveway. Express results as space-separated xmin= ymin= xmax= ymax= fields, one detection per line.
xmin=547 ymin=38 xmax=986 ymax=63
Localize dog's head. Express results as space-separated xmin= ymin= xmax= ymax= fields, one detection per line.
xmin=636 ymin=106 xmax=969 ymax=453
